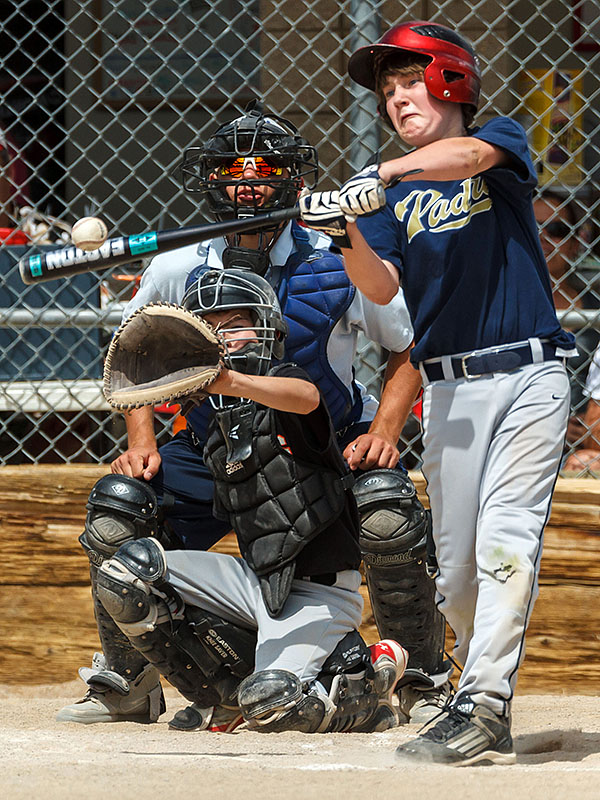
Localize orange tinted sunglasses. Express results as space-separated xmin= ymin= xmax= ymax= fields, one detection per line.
xmin=218 ymin=157 xmax=284 ymax=178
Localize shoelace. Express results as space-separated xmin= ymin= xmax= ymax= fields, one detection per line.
xmin=416 ymin=696 xmax=456 ymax=735
xmin=423 ymin=707 xmax=472 ymax=743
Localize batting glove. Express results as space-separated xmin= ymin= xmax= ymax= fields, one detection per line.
xmin=338 ymin=166 xmax=387 ymax=222
xmin=299 ymin=190 xmax=351 ymax=248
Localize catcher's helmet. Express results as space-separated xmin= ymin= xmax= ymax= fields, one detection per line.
xmin=180 ymin=100 xmax=318 ymax=224
xmin=182 ymin=269 xmax=287 ymax=377
xmin=348 ymin=21 xmax=481 ymax=113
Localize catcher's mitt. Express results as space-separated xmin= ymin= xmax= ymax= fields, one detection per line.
xmin=103 ymin=302 xmax=226 ymax=410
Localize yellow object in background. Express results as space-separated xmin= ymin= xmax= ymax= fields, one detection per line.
xmin=518 ymin=69 xmax=585 ymax=187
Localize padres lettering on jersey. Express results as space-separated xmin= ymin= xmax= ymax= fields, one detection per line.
xmin=357 ymin=116 xmax=576 ymax=363
xmin=393 ymin=177 xmax=492 ymax=243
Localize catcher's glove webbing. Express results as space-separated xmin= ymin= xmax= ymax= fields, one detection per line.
xmin=103 ymin=302 xmax=226 ymax=410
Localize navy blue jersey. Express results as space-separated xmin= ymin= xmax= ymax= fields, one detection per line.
xmin=357 ymin=117 xmax=576 ymax=363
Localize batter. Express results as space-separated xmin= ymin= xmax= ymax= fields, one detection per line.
xmin=300 ymin=20 xmax=576 ymax=765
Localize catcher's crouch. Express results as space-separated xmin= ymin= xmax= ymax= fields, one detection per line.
xmin=91 ymin=269 xmax=408 ymax=733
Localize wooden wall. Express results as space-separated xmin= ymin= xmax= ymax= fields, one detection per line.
xmin=1 ymin=465 xmax=599 ymax=691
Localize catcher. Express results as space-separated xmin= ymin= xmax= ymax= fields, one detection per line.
xmin=95 ymin=267 xmax=409 ymax=734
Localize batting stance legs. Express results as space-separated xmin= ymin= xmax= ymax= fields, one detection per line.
xmin=421 ymin=362 xmax=570 ymax=716
xmin=93 ymin=538 xmax=399 ymax=734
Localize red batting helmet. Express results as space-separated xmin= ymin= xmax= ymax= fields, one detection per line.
xmin=348 ymin=21 xmax=481 ymax=112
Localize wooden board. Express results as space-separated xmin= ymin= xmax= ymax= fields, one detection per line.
xmin=1 ymin=465 xmax=599 ymax=690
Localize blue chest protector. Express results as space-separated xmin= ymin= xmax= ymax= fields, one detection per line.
xmin=185 ymin=223 xmax=362 ymax=443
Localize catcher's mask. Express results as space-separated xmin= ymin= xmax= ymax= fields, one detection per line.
xmin=179 ymin=99 xmax=318 ymax=226
xmin=348 ymin=20 xmax=481 ymax=124
xmin=182 ymin=268 xmax=288 ymax=379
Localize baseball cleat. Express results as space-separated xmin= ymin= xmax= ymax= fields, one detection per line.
xmin=398 ymin=678 xmax=454 ymax=724
xmin=368 ymin=639 xmax=409 ymax=702
xmin=395 ymin=694 xmax=516 ymax=766
xmin=354 ymin=639 xmax=409 ymax=732
xmin=168 ymin=703 xmax=214 ymax=731
xmin=208 ymin=706 xmax=245 ymax=733
xmin=56 ymin=659 xmax=164 ymax=724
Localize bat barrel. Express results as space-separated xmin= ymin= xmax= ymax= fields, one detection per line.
xmin=18 ymin=206 xmax=301 ymax=285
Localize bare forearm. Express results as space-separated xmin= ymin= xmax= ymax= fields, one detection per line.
xmin=369 ymin=348 xmax=422 ymax=443
xmin=378 ymin=137 xmax=506 ymax=185
xmin=112 ymin=405 xmax=161 ymax=479
xmin=208 ymin=370 xmax=320 ymax=414
xmin=340 ymin=225 xmax=399 ymax=305
xmin=124 ymin=405 xmax=157 ymax=448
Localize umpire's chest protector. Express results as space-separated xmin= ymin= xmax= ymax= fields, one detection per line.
xmin=278 ymin=230 xmax=359 ymax=431
xmin=204 ymin=385 xmax=351 ymax=615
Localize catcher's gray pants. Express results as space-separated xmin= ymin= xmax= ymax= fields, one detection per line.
xmin=166 ymin=551 xmax=363 ymax=683
xmin=420 ymin=360 xmax=569 ymax=716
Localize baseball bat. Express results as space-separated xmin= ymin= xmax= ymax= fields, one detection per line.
xmin=18 ymin=207 xmax=300 ymax=285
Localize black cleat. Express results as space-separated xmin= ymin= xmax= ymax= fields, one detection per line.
xmin=395 ymin=694 xmax=516 ymax=766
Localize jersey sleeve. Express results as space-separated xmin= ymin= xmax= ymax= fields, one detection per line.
xmin=472 ymin=117 xmax=538 ymax=199
xmin=585 ymin=347 xmax=600 ymax=401
xmin=272 ymin=363 xmax=334 ymax=448
xmin=345 ymin=286 xmax=413 ymax=352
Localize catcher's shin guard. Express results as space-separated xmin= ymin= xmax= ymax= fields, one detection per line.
xmin=353 ymin=469 xmax=446 ymax=676
xmin=97 ymin=538 xmax=256 ymax=708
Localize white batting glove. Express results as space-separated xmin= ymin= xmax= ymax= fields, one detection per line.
xmin=299 ymin=190 xmax=349 ymax=244
xmin=338 ymin=166 xmax=387 ymax=222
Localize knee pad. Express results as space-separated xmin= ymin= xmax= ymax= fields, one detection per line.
xmin=238 ymin=670 xmax=330 ymax=733
xmin=81 ymin=474 xmax=159 ymax=564
xmin=353 ymin=468 xmax=428 ymax=564
xmin=96 ymin=538 xmax=181 ymax=637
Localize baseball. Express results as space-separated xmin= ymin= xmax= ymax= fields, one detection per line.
xmin=71 ymin=216 xmax=108 ymax=251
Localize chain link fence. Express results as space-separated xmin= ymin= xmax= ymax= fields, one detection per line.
xmin=1 ymin=0 xmax=599 ymax=472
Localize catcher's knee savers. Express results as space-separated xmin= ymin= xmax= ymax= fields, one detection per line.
xmin=97 ymin=537 xmax=255 ymax=708
xmin=353 ymin=469 xmax=446 ymax=677
xmin=238 ymin=631 xmax=378 ymax=733
xmin=80 ymin=474 xmax=160 ymax=566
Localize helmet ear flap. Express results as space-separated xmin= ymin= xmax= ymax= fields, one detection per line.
xmin=348 ymin=20 xmax=481 ymax=113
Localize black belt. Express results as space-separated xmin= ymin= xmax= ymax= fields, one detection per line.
xmin=420 ymin=342 xmax=561 ymax=382
xmin=301 ymin=572 xmax=337 ymax=586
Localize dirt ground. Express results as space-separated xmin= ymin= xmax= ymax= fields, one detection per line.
xmin=2 ymin=684 xmax=600 ymax=800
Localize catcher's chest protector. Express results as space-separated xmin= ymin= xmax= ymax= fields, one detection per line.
xmin=204 ymin=382 xmax=351 ymax=615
